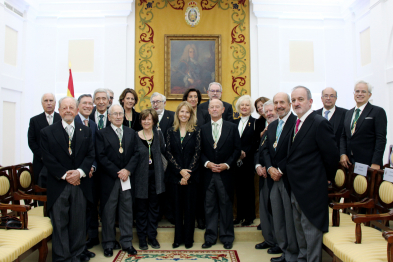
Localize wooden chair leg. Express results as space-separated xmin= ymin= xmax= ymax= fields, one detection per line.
xmin=38 ymin=238 xmax=48 ymax=262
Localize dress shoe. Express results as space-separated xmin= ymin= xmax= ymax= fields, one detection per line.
xmin=255 ymin=241 xmax=273 ymax=249
xmin=223 ymin=242 xmax=233 ymax=249
xmin=268 ymin=246 xmax=283 ymax=254
xmin=79 ymin=253 xmax=90 ymax=261
xmin=241 ymin=219 xmax=253 ymax=226
xmin=202 ymin=241 xmax=215 ymax=248
xmin=86 ymin=237 xmax=100 ymax=249
xmin=271 ymin=255 xmax=286 ymax=262
xmin=139 ymin=241 xmax=148 ymax=250
xmin=172 ymin=242 xmax=181 ymax=248
xmin=168 ymin=218 xmax=175 ymax=225
xmin=123 ymin=246 xmax=138 ymax=255
xmin=197 ymin=218 xmax=206 ymax=229
xmin=148 ymin=239 xmax=160 ymax=249
xmin=185 ymin=243 xmax=193 ymax=249
xmin=103 ymin=248 xmax=113 ymax=257
xmin=233 ymin=218 xmax=242 ymax=225
xmin=257 ymin=224 xmax=261 ymax=230
xmin=83 ymin=249 xmax=95 ymax=258
xmin=114 ymin=241 xmax=121 ymax=250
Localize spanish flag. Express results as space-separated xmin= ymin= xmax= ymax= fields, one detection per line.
xmin=67 ymin=62 xmax=75 ymax=97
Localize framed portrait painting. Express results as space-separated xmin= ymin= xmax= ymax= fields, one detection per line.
xmin=164 ymin=34 xmax=221 ymax=100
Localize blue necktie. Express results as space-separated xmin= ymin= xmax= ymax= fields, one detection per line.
xmin=275 ymin=120 xmax=284 ymax=150
xmin=324 ymin=110 xmax=330 ymax=120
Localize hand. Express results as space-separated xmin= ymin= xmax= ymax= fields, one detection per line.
xmin=212 ymin=164 xmax=228 ymax=173
xmin=180 ymin=169 xmax=191 ymax=180
xmin=66 ymin=170 xmax=80 ymax=186
xmin=261 ymin=167 xmax=267 ymax=178
xmin=206 ymin=162 xmax=216 ymax=171
xmin=260 ymin=126 xmax=268 ymax=138
xmin=89 ymin=167 xmax=94 ymax=178
xmin=188 ymin=78 xmax=194 ymax=84
xmin=256 ymin=166 xmax=264 ymax=177
xmin=370 ymin=164 xmax=381 ymax=170
xmin=180 ymin=178 xmax=188 ymax=185
xmin=340 ymin=155 xmax=351 ymax=169
xmin=240 ymin=150 xmax=246 ymax=160
xmin=268 ymin=167 xmax=281 ymax=181
xmin=117 ymin=169 xmax=130 ymax=182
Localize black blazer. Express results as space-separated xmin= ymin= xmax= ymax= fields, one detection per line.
xmin=28 ymin=112 xmax=61 ymax=182
xmin=286 ymin=111 xmax=339 ymax=233
xmin=40 ymin=121 xmax=95 ymax=211
xmin=254 ymin=133 xmax=268 ymax=191
xmin=315 ymin=106 xmax=347 ymax=150
xmin=340 ymin=103 xmax=387 ymax=167
xmin=165 ymin=127 xmax=201 ymax=184
xmin=196 ymin=108 xmax=209 ymax=128
xmin=200 ymin=120 xmax=241 ymax=201
xmin=89 ymin=107 xmax=111 ymax=129
xmin=157 ymin=110 xmax=175 ymax=137
xmin=75 ymin=114 xmax=98 ymax=168
xmin=233 ymin=116 xmax=256 ymax=165
xmin=95 ymin=125 xmax=140 ymax=209
xmin=261 ymin=113 xmax=297 ymax=194
xmin=199 ymin=100 xmax=234 ymax=122
xmin=123 ymin=108 xmax=142 ymax=131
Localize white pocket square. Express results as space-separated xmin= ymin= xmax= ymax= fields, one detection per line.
xmin=365 ymin=117 xmax=373 ymax=119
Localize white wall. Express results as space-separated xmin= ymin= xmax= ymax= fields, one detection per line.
xmin=1 ymin=0 xmax=392 ymax=164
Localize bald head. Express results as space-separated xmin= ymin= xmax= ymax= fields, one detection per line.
xmin=208 ymin=99 xmax=225 ymax=121
xmin=321 ymin=87 xmax=337 ymax=110
xmin=273 ymin=92 xmax=291 ymax=118
xmin=58 ymin=97 xmax=78 ymax=124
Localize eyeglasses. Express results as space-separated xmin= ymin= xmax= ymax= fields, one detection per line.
xmin=110 ymin=113 xmax=124 ymax=117
xmin=109 ymin=96 xmax=114 ymax=100
xmin=322 ymin=95 xmax=337 ymax=98
xmin=354 ymin=90 xmax=368 ymax=94
xmin=151 ymin=100 xmax=163 ymax=105
xmin=209 ymin=90 xmax=221 ymax=94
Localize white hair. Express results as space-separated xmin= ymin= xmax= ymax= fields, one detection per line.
xmin=41 ymin=93 xmax=56 ymax=103
xmin=321 ymin=87 xmax=337 ymax=97
xmin=235 ymin=95 xmax=255 ymax=113
xmin=106 ymin=88 xmax=114 ymax=95
xmin=108 ymin=104 xmax=124 ymax=114
xmin=150 ymin=92 xmax=166 ymax=103
xmin=208 ymin=82 xmax=223 ymax=92
xmin=262 ymin=100 xmax=274 ymax=114
xmin=93 ymin=88 xmax=110 ymax=101
xmin=354 ymin=80 xmax=373 ymax=93
xmin=58 ymin=96 xmax=77 ymax=108
xmin=292 ymin=86 xmax=312 ymax=100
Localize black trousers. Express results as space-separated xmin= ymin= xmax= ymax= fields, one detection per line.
xmin=86 ymin=174 xmax=100 ymax=239
xmin=136 ymin=170 xmax=160 ymax=242
xmin=196 ymin=173 xmax=205 ymax=221
xmin=172 ymin=182 xmax=196 ymax=245
xmin=234 ymin=162 xmax=256 ymax=221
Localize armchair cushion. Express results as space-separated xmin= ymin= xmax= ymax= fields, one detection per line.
xmin=333 ymin=241 xmax=387 ymax=262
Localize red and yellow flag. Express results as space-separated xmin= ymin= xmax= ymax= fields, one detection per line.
xmin=67 ymin=62 xmax=74 ymax=97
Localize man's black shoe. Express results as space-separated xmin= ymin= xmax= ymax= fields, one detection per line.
xmin=172 ymin=242 xmax=180 ymax=248
xmin=103 ymin=248 xmax=113 ymax=257
xmin=223 ymin=242 xmax=233 ymax=249
xmin=148 ymin=239 xmax=160 ymax=249
xmin=255 ymin=241 xmax=273 ymax=249
xmin=197 ymin=218 xmax=206 ymax=229
xmin=202 ymin=241 xmax=215 ymax=248
xmin=83 ymin=249 xmax=95 ymax=258
xmin=139 ymin=241 xmax=148 ymax=250
xmin=271 ymin=255 xmax=286 ymax=262
xmin=257 ymin=224 xmax=261 ymax=230
xmin=185 ymin=243 xmax=193 ymax=249
xmin=242 ymin=219 xmax=253 ymax=226
xmin=79 ymin=253 xmax=90 ymax=261
xmin=114 ymin=241 xmax=121 ymax=250
xmin=233 ymin=218 xmax=242 ymax=225
xmin=123 ymin=246 xmax=137 ymax=255
xmin=268 ymin=246 xmax=283 ymax=254
xmin=86 ymin=237 xmax=100 ymax=249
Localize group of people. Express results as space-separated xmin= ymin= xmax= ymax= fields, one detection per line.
xmin=27 ymin=80 xmax=387 ymax=262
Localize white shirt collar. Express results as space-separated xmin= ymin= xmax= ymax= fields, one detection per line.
xmin=355 ymin=102 xmax=368 ymax=112
xmin=111 ymin=123 xmax=123 ymax=132
xmin=240 ymin=115 xmax=250 ymax=121
xmin=279 ymin=111 xmax=291 ymax=123
xmin=211 ymin=118 xmax=223 ymax=125
xmin=298 ymin=108 xmax=314 ymax=122
xmin=322 ymin=106 xmax=336 ymax=115
xmin=78 ymin=112 xmax=89 ymax=122
xmin=45 ymin=112 xmax=54 ymax=117
xmin=97 ymin=109 xmax=107 ymax=117
xmin=62 ymin=120 xmax=75 ymax=129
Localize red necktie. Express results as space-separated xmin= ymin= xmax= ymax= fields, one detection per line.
xmin=295 ymin=119 xmax=301 ymax=134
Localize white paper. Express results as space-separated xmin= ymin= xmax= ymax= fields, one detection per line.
xmin=120 ymin=177 xmax=131 ymax=191
xmin=354 ymin=162 xmax=368 ymax=177
xmin=383 ymin=168 xmax=393 ymax=183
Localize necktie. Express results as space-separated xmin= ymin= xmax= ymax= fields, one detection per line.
xmin=116 ymin=128 xmax=123 ymax=141
xmin=212 ymin=122 xmax=219 ymax=147
xmin=324 ymin=110 xmax=330 ymax=120
xmin=83 ymin=119 xmax=89 ymax=126
xmin=66 ymin=125 xmax=74 ymax=140
xmin=47 ymin=115 xmax=53 ymax=125
xmin=276 ymin=120 xmax=284 ymax=141
xmin=295 ymin=119 xmax=301 ymax=134
xmin=98 ymin=115 xmax=104 ymax=129
xmin=351 ymin=108 xmax=360 ymax=135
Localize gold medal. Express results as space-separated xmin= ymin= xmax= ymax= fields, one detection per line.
xmin=149 ymin=158 xmax=153 ymax=165
xmin=119 ymin=147 xmax=123 ymax=154
xmin=213 ymin=142 xmax=217 ymax=149
xmin=273 ymin=141 xmax=278 ymax=148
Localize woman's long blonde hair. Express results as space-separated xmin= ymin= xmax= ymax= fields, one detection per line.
xmin=173 ymin=101 xmax=197 ymax=132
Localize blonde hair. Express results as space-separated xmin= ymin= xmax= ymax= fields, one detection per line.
xmin=173 ymin=101 xmax=197 ymax=132
xmin=235 ymin=95 xmax=255 ymax=114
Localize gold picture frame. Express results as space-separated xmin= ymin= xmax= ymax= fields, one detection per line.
xmin=164 ymin=34 xmax=222 ymax=100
